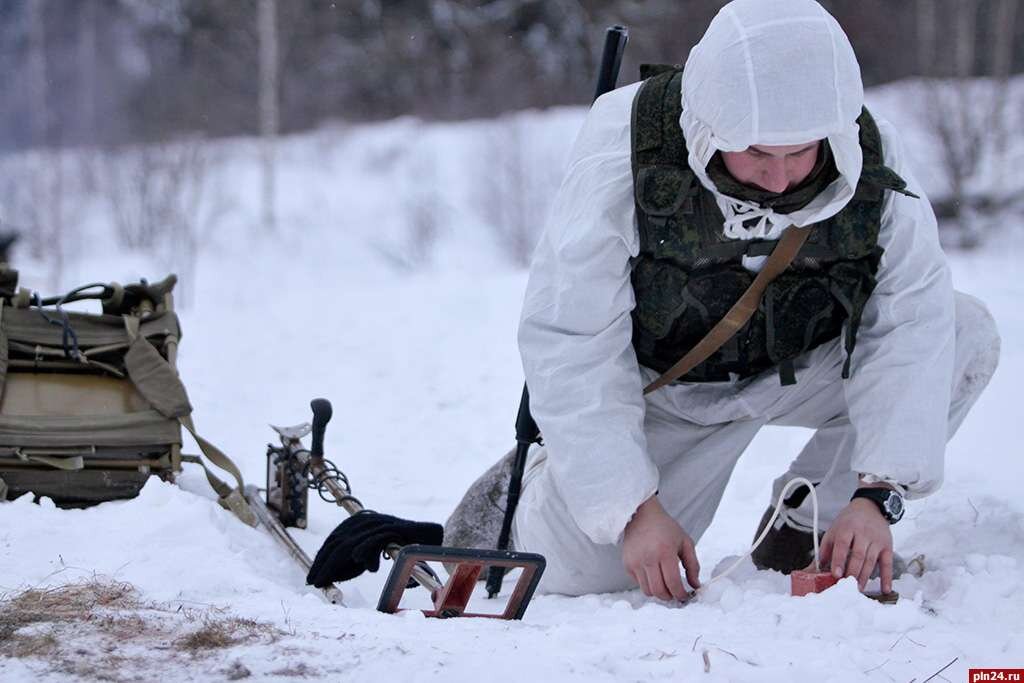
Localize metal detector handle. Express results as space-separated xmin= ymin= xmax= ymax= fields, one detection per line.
xmin=310 ymin=398 xmax=333 ymax=459
xmin=593 ymin=25 xmax=629 ymax=102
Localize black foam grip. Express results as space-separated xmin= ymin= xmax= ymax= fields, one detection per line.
xmin=310 ymin=398 xmax=333 ymax=459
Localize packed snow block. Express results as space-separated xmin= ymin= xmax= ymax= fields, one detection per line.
xmin=790 ymin=569 xmax=839 ymax=596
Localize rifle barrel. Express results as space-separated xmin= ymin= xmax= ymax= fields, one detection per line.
xmin=593 ymin=25 xmax=629 ymax=102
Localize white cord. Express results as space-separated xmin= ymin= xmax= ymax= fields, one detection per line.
xmin=694 ymin=476 xmax=820 ymax=595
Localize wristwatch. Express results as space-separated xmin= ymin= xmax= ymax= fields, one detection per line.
xmin=851 ymin=487 xmax=904 ymax=524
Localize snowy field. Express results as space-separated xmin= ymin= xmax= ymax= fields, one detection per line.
xmin=2 ymin=84 xmax=1023 ymax=681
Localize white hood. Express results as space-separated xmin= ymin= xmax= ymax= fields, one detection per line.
xmin=680 ymin=0 xmax=865 ymax=239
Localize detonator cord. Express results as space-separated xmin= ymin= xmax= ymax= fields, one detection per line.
xmin=695 ymin=476 xmax=820 ymax=595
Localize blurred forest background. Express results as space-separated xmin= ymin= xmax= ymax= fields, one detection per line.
xmin=2 ymin=0 xmax=1023 ymax=148
xmin=1 ymin=0 xmax=1022 ymax=291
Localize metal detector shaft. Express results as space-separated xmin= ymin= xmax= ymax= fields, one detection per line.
xmin=244 ymin=484 xmax=345 ymax=604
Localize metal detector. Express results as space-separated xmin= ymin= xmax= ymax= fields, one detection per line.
xmin=247 ymin=399 xmax=545 ymax=620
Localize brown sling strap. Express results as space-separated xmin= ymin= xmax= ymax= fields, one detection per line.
xmin=643 ymin=225 xmax=812 ymax=394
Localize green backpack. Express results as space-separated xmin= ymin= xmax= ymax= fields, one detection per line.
xmin=0 ymin=267 xmax=254 ymax=525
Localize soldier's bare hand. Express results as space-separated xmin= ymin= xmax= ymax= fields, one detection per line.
xmin=819 ymin=498 xmax=894 ymax=593
xmin=622 ymin=495 xmax=700 ymax=601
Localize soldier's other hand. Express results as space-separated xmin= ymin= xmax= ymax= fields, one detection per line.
xmin=818 ymin=498 xmax=894 ymax=594
xmin=622 ymin=495 xmax=700 ymax=601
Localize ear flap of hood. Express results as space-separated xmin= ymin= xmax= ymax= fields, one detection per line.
xmin=680 ymin=0 xmax=864 ymax=234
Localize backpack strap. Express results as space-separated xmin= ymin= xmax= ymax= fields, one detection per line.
xmin=122 ymin=315 xmax=256 ymax=526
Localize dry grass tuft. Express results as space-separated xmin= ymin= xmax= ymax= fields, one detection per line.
xmin=270 ymin=661 xmax=317 ymax=677
xmin=0 ymin=578 xmax=285 ymax=681
xmin=177 ymin=616 xmax=279 ymax=652
xmin=0 ymin=579 xmax=138 ymax=643
xmin=6 ymin=631 xmax=59 ymax=659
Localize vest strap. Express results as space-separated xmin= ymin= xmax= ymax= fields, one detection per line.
xmin=779 ymin=359 xmax=797 ymax=386
xmin=643 ymin=225 xmax=812 ymax=394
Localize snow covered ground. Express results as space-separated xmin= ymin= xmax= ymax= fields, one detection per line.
xmin=2 ymin=84 xmax=1023 ymax=681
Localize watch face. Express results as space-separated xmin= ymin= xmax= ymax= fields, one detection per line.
xmin=884 ymin=492 xmax=904 ymax=521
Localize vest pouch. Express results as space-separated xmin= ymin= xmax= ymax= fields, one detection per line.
xmin=763 ymin=273 xmax=839 ymax=366
xmin=635 ymin=165 xmax=695 ymax=219
xmin=631 ymin=259 xmax=689 ymax=341
xmin=827 ymin=259 xmax=877 ymax=310
xmin=659 ymin=266 xmax=756 ymax=377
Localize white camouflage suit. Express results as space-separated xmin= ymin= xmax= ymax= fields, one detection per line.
xmin=511 ymin=0 xmax=1001 ymax=596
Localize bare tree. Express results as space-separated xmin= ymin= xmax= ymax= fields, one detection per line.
xmin=98 ymin=136 xmax=231 ymax=306
xmin=78 ymin=1 xmax=99 ymax=145
xmin=26 ymin=0 xmax=48 ymax=153
xmin=986 ymin=0 xmax=1020 ymax=201
xmin=370 ymin=142 xmax=447 ymax=271
xmin=918 ymin=0 xmax=1021 ymax=247
xmin=258 ymin=0 xmax=279 ymax=234
xmin=157 ymin=137 xmax=231 ymax=307
xmin=477 ymin=114 xmax=565 ymax=267
xmin=25 ymin=0 xmax=68 ymax=290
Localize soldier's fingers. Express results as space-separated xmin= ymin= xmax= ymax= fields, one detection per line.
xmin=879 ymin=548 xmax=894 ymax=595
xmin=844 ymin=537 xmax=869 ymax=583
xmin=678 ymin=539 xmax=701 ymax=589
xmin=818 ymin=531 xmax=835 ymax=569
xmin=633 ymin=568 xmax=651 ymax=596
xmin=644 ymin=565 xmax=672 ymax=601
xmin=829 ymin=531 xmax=853 ymax=578
xmin=857 ymin=544 xmax=880 ymax=590
xmin=661 ymin=557 xmax=689 ymax=601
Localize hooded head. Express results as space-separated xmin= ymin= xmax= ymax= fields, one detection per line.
xmin=680 ymin=0 xmax=865 ymax=237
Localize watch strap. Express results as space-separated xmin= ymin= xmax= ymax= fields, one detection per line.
xmin=851 ymin=487 xmax=904 ymax=524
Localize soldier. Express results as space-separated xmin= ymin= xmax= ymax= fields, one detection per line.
xmin=447 ymin=0 xmax=1000 ymax=600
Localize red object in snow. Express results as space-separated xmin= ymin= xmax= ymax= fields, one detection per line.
xmin=790 ymin=569 xmax=839 ymax=596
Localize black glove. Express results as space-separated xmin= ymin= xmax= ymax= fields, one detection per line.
xmin=306 ymin=511 xmax=444 ymax=588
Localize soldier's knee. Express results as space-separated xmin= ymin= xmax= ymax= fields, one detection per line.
xmin=953 ymin=291 xmax=1000 ymax=389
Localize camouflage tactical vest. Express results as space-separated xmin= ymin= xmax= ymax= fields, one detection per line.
xmin=630 ymin=70 xmax=917 ymax=384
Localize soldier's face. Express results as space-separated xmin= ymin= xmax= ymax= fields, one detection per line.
xmin=720 ymin=141 xmax=821 ymax=194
